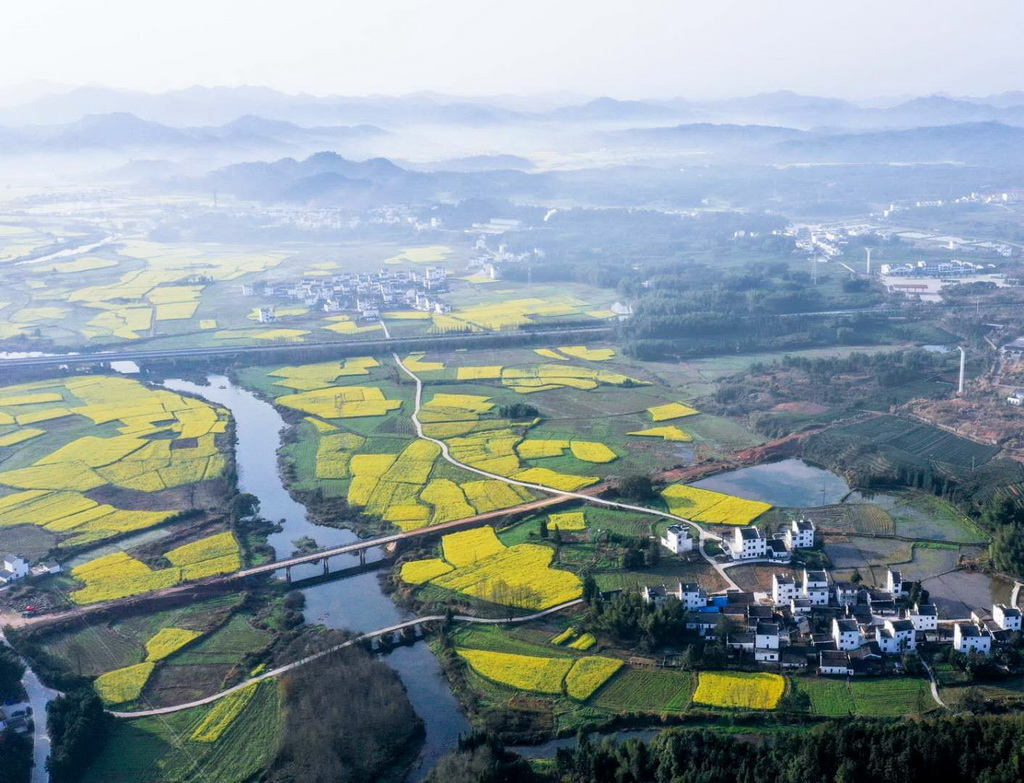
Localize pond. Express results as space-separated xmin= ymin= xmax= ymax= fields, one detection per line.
xmin=163 ymin=375 xmax=469 ymax=780
xmin=690 ymin=458 xmax=851 ymax=508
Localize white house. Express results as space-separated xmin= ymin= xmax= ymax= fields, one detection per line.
xmin=772 ymin=573 xmax=798 ymax=605
xmin=790 ymin=597 xmax=812 ymax=615
xmin=908 ymin=603 xmax=938 ymax=632
xmin=819 ymin=650 xmax=853 ymax=676
xmin=834 ymin=582 xmax=864 ymax=606
xmin=993 ymin=604 xmax=1022 ymax=632
xmin=641 ymin=582 xmax=707 ymax=610
xmin=0 ymin=555 xmax=29 ymax=584
xmin=660 ymin=524 xmax=694 ymax=554
xmin=785 ymin=519 xmax=816 ymax=550
xmin=754 ymin=621 xmax=781 ymax=662
xmin=802 ymin=569 xmax=829 ymax=606
xmin=731 ymin=527 xmax=767 ymax=560
xmin=886 ymin=568 xmax=905 ymax=596
xmin=833 ymin=618 xmax=862 ymax=651
xmin=678 ymin=582 xmax=709 ymax=610
xmin=875 ymin=618 xmax=916 ymax=654
xmin=953 ymin=622 xmax=992 ymax=655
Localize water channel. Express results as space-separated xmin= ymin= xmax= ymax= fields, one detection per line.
xmin=163 ymin=375 xmax=470 ymax=780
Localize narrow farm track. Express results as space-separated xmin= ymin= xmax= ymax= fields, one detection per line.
xmin=921 ymin=658 xmax=948 ymax=710
xmin=389 ymin=349 xmax=740 ymax=590
xmin=111 ymin=599 xmax=583 ymax=718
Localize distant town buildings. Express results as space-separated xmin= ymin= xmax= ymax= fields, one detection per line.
xmin=243 ymin=265 xmax=450 ymax=319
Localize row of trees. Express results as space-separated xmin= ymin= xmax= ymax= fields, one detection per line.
xmin=551 ymin=716 xmax=1024 ymax=783
xmin=428 ymin=716 xmax=1024 ymax=783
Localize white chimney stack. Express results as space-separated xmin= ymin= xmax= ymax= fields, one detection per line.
xmin=958 ymin=346 xmax=966 ymax=395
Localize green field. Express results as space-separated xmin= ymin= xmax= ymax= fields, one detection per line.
xmin=796 ymin=677 xmax=935 ymax=717
xmin=591 ymin=668 xmax=694 ymax=712
xmin=42 ymin=596 xmax=242 ymax=678
xmin=81 ymin=680 xmax=279 ymax=783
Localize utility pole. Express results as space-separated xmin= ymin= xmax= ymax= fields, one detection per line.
xmin=957 ymin=346 xmax=966 ymax=395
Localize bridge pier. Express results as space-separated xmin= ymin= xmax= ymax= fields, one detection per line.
xmin=359 ymin=550 xmax=366 ymax=566
xmin=285 ymin=566 xmax=291 ymax=583
xmin=322 ymin=557 xmax=329 ymax=575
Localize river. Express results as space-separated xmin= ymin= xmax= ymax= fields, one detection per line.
xmin=163 ymin=375 xmax=470 ymax=780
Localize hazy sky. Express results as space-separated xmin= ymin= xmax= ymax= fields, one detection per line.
xmin=2 ymin=0 xmax=1023 ymax=99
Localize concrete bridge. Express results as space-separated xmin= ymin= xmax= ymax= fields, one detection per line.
xmin=231 ymin=492 xmax=578 ymax=582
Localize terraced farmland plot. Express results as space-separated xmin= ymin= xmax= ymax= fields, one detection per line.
xmin=0 ymin=375 xmax=230 ymax=547
xmin=835 ymin=415 xmax=998 ymax=468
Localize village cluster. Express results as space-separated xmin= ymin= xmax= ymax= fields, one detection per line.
xmin=646 ymin=518 xmax=1021 ymax=676
xmin=242 ymin=264 xmax=452 ymax=321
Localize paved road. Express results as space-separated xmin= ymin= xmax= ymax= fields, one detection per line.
xmin=111 ymin=599 xmax=583 ymax=718
xmin=0 ymin=325 xmax=612 ymax=370
xmin=0 ymin=633 xmax=59 ymax=783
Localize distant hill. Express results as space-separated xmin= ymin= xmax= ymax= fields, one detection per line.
xmin=6 ymin=85 xmax=1024 ymax=132
xmin=0 ymin=112 xmax=385 ymax=155
xmin=609 ymin=120 xmax=1024 ymax=165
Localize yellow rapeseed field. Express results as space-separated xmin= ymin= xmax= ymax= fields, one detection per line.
xmin=569 ymin=441 xmax=617 ymax=463
xmin=513 ymin=467 xmax=599 ymax=492
xmin=461 ymin=480 xmax=532 ymax=513
xmin=568 ymin=633 xmax=596 ymax=650
xmin=145 ymin=628 xmax=203 ymax=661
xmin=276 ymin=386 xmax=402 ymax=419
xmin=457 ymin=649 xmax=572 ymax=694
xmin=270 ymin=357 xmax=379 ymax=390
xmin=557 ymin=346 xmax=615 ymax=361
xmin=431 ymin=542 xmax=582 ymax=609
xmin=402 ymin=353 xmax=444 ymax=372
xmin=647 ymin=402 xmax=700 ymax=422
xmin=455 ymin=366 xmax=503 ymax=380
xmin=551 ymin=627 xmax=576 ymax=645
xmin=628 ymin=426 xmax=693 ymax=442
xmin=441 ymin=527 xmax=506 ymax=566
xmin=549 ymin=512 xmax=586 ymax=531
xmin=565 ymin=656 xmax=622 ymax=700
xmin=190 ymin=683 xmax=260 ymax=742
xmin=70 ymin=532 xmax=241 ymax=603
xmin=533 ymin=349 xmax=567 ymax=360
xmin=94 ymin=661 xmax=156 ymax=704
xmin=517 ymin=439 xmax=569 ymax=459
xmin=399 ymin=558 xmax=454 ymax=584
xmin=693 ymin=671 xmax=785 ymax=710
xmin=662 ymin=484 xmax=771 ymax=526
xmin=420 ymin=479 xmax=475 ymax=524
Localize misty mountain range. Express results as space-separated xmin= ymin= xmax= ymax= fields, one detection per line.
xmin=7 ymin=85 xmax=1024 ymax=130
xmin=0 ymin=112 xmax=383 ymax=155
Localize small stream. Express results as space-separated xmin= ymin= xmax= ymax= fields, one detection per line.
xmin=163 ymin=375 xmax=469 ymax=780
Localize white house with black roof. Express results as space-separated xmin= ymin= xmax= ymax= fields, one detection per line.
xmin=953 ymin=622 xmax=992 ymax=655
